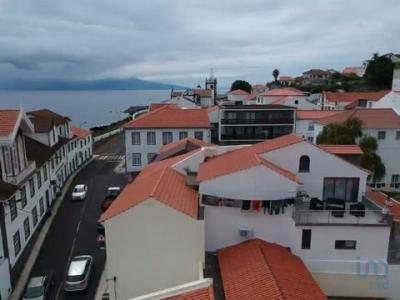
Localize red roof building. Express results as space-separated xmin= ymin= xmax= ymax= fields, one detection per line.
xmin=228 ymin=89 xmax=249 ymax=96
xmin=0 ymin=110 xmax=20 ymax=137
xmin=70 ymin=126 xmax=91 ymax=139
xmin=156 ymin=137 xmax=213 ymax=162
xmin=296 ymin=110 xmax=342 ymax=120
xmin=123 ymin=105 xmax=211 ymax=129
xmin=218 ymin=239 xmax=327 ymax=300
xmin=260 ymin=87 xmax=305 ymax=97
xmin=318 ymin=145 xmax=363 ymax=155
xmin=365 ymin=190 xmax=400 ymax=222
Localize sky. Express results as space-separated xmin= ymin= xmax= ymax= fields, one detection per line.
xmin=0 ymin=0 xmax=400 ymax=88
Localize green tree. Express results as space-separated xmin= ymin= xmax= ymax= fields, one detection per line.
xmin=364 ymin=53 xmax=394 ymax=89
xmin=272 ymin=69 xmax=280 ymax=82
xmin=359 ymin=136 xmax=385 ymax=180
xmin=316 ymin=119 xmax=385 ymax=180
xmin=230 ymin=80 xmax=252 ymax=94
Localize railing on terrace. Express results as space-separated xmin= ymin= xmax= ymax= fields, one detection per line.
xmin=4 ymin=160 xmax=36 ymax=186
xmin=293 ymin=208 xmax=391 ymax=226
xmin=221 ymin=118 xmax=294 ymax=125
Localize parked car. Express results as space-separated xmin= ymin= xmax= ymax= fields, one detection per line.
xmin=23 ymin=270 xmax=53 ymax=300
xmin=64 ymin=255 xmax=94 ymax=292
xmin=71 ymin=184 xmax=87 ymax=201
xmin=101 ymin=187 xmax=121 ymax=212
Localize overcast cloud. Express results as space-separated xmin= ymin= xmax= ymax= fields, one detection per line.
xmin=0 ymin=0 xmax=399 ymax=87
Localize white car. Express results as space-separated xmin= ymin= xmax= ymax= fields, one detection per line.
xmin=71 ymin=184 xmax=87 ymax=201
xmin=64 ymin=255 xmax=94 ymax=292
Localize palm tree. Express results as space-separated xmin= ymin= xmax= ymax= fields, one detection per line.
xmin=272 ymin=69 xmax=280 ymax=82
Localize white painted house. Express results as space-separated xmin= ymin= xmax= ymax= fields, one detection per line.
xmin=255 ymin=87 xmax=317 ymax=109
xmin=313 ymin=108 xmax=400 ymax=190
xmin=123 ymin=104 xmax=211 ymax=172
xmin=0 ymin=108 xmax=93 ymax=298
xmin=372 ymin=64 xmax=400 ymax=115
xmin=99 ymin=155 xmax=205 ymax=300
xmin=318 ymin=91 xmax=389 ymax=110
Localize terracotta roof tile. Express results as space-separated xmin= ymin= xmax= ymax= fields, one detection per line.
xmin=197 ymin=134 xmax=303 ymax=182
xmin=260 ymin=88 xmax=305 ymax=97
xmin=70 ymin=126 xmax=91 ymax=139
xmin=149 ymin=103 xmax=176 ymax=112
xmin=365 ymin=190 xmax=400 ymax=222
xmin=123 ymin=105 xmax=211 ymax=129
xmin=218 ymin=239 xmax=327 ymax=300
xmin=296 ymin=110 xmax=342 ymax=120
xmin=316 ymin=108 xmax=400 ymax=129
xmin=228 ymin=89 xmax=249 ymax=96
xmin=164 ymin=286 xmax=214 ymax=300
xmin=279 ymin=76 xmax=295 ymax=81
xmin=156 ymin=137 xmax=213 ymax=162
xmin=0 ymin=110 xmax=20 ymax=137
xmin=99 ymin=153 xmax=199 ymax=222
xmin=28 ymin=109 xmax=70 ymax=132
xmin=323 ymin=91 xmax=389 ymax=103
xmin=318 ymin=144 xmax=363 ymax=155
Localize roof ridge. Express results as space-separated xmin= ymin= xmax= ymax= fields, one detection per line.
xmin=256 ymin=241 xmax=287 ymax=300
xmin=150 ymin=165 xmax=169 ymax=197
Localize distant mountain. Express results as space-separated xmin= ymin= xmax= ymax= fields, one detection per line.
xmin=0 ymin=77 xmax=186 ymax=91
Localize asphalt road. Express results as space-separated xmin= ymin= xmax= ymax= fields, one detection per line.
xmin=31 ymin=133 xmax=128 ymax=300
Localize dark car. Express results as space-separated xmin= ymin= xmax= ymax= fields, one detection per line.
xmin=101 ymin=187 xmax=121 ymax=212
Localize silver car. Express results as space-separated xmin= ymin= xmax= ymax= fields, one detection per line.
xmin=64 ymin=255 xmax=93 ymax=292
xmin=23 ymin=273 xmax=52 ymax=300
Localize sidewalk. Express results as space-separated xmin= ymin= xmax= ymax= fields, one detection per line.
xmin=9 ymin=158 xmax=94 ymax=300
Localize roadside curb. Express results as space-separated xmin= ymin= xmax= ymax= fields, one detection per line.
xmin=9 ymin=157 xmax=95 ymax=300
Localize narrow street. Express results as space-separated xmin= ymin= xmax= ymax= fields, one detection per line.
xmin=30 ymin=133 xmax=128 ymax=300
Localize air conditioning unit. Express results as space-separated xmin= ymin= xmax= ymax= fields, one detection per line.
xmin=238 ymin=225 xmax=253 ymax=238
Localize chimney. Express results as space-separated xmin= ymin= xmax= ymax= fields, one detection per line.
xmin=393 ymin=63 xmax=400 ymax=91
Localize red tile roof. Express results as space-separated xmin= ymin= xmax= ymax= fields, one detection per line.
xmin=323 ymin=91 xmax=389 ymax=104
xmin=99 ymin=153 xmax=199 ymax=222
xmin=318 ymin=145 xmax=363 ymax=155
xmin=28 ymin=109 xmax=71 ymax=133
xmin=156 ymin=137 xmax=213 ymax=162
xmin=149 ymin=103 xmax=175 ymax=112
xmin=279 ymin=76 xmax=295 ymax=81
xmin=228 ymin=89 xmax=249 ymax=96
xmin=70 ymin=126 xmax=91 ymax=139
xmin=197 ymin=134 xmax=303 ymax=183
xmin=365 ymin=190 xmax=400 ymax=222
xmin=218 ymin=239 xmax=327 ymax=300
xmin=164 ymin=286 xmax=214 ymax=300
xmin=303 ymin=69 xmax=331 ymax=76
xmin=296 ymin=110 xmax=342 ymax=120
xmin=316 ymin=108 xmax=400 ymax=129
xmin=0 ymin=110 xmax=20 ymax=137
xmin=342 ymin=67 xmax=363 ymax=75
xmin=260 ymin=88 xmax=305 ymax=97
xmin=123 ymin=105 xmax=211 ymax=129
xmin=193 ymin=89 xmax=212 ymax=97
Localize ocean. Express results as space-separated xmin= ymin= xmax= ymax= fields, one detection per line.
xmin=0 ymin=90 xmax=170 ymax=128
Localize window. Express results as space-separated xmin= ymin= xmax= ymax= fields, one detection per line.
xmin=194 ymin=131 xmax=203 ymax=141
xmin=335 ymin=240 xmax=356 ymax=250
xmin=39 ymin=198 xmax=45 ymax=216
xmin=377 ymin=131 xmax=386 ymax=140
xmin=36 ymin=171 xmax=42 ymax=189
xmin=43 ymin=165 xmax=48 ymax=182
xmin=162 ymin=132 xmax=173 ymax=145
xmin=392 ymin=175 xmax=400 ymax=183
xmin=299 ymin=155 xmax=310 ymax=172
xmin=323 ymin=178 xmax=360 ymax=202
xmin=20 ymin=186 xmax=27 ymax=208
xmin=29 ymin=178 xmax=35 ymax=198
xmin=294 ymin=100 xmax=299 ymax=105
xmin=301 ymin=229 xmax=312 ymax=249
xmin=9 ymin=196 xmax=17 ymax=221
xmin=179 ymin=131 xmax=188 ymax=139
xmin=131 ymin=132 xmax=141 ymax=145
xmin=51 ymin=159 xmax=54 ymax=171
xmin=147 ymin=153 xmax=156 ymax=163
xmin=80 ymin=140 xmax=83 ymax=148
xmin=32 ymin=206 xmax=38 ymax=226
xmin=396 ymin=131 xmax=400 ymax=140
xmin=132 ymin=153 xmax=142 ymax=166
xmin=13 ymin=230 xmax=21 ymax=256
xmin=147 ymin=132 xmax=156 ymax=145
xmin=23 ymin=217 xmax=30 ymax=240
xmin=308 ymin=122 xmax=314 ymax=131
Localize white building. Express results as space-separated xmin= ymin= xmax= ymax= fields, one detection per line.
xmin=123 ymin=104 xmax=211 ymax=172
xmin=101 ymin=133 xmax=400 ymax=299
xmin=372 ymin=65 xmax=400 ymax=115
xmin=99 ymin=155 xmax=205 ymax=300
xmin=0 ymin=108 xmax=93 ymax=298
xmin=255 ymin=87 xmax=317 ymax=109
xmin=226 ymin=89 xmax=249 ymax=102
xmin=318 ymin=91 xmax=389 ymax=110
xmin=70 ymin=126 xmax=93 ymax=168
xmin=313 ymin=108 xmax=400 ymax=189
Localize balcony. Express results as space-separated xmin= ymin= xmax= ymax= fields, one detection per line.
xmin=3 ymin=160 xmax=36 ymax=186
xmin=221 ymin=118 xmax=294 ymax=125
xmin=293 ymin=198 xmax=391 ymax=226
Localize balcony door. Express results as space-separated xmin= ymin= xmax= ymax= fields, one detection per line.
xmin=323 ymin=177 xmax=359 ymax=202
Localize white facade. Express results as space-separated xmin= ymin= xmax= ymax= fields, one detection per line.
xmin=296 ymin=119 xmax=316 ymax=143
xmin=125 ymin=128 xmax=210 ymax=172
xmin=103 ymin=198 xmax=204 ymax=300
xmin=256 ymin=95 xmax=317 ymax=109
xmin=372 ymin=91 xmax=400 ymax=115
xmin=0 ymin=227 xmax=11 ymax=300
xmin=165 ymin=96 xmax=199 ymax=109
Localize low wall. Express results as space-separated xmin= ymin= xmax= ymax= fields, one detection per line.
xmin=93 ymin=128 xmax=123 ymax=143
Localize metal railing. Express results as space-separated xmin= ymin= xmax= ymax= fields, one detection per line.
xmin=4 ymin=160 xmax=36 ymax=186
xmin=293 ymin=208 xmax=391 ymax=225
xmin=221 ymin=118 xmax=294 ymax=125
